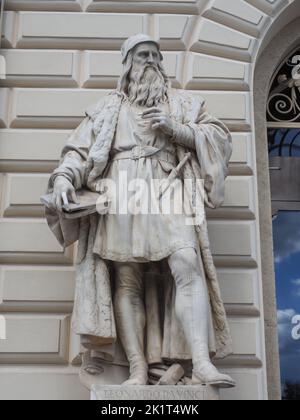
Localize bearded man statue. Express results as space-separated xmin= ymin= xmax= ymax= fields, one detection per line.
xmin=45 ymin=34 xmax=235 ymax=388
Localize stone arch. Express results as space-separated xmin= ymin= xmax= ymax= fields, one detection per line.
xmin=180 ymin=0 xmax=298 ymax=91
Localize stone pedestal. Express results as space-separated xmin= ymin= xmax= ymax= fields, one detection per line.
xmin=91 ymin=385 xmax=220 ymax=401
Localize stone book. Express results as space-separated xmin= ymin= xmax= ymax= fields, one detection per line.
xmin=41 ymin=189 xmax=109 ymax=219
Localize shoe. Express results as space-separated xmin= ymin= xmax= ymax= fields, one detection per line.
xmin=193 ymin=361 xmax=236 ymax=388
xmin=122 ymin=362 xmax=149 ymax=386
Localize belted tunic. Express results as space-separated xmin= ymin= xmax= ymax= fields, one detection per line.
xmin=93 ymin=99 xmax=198 ymax=262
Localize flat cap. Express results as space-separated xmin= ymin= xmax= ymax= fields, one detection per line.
xmin=121 ymin=34 xmax=163 ymax=64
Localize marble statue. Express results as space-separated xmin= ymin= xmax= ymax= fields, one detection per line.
xmin=44 ymin=34 xmax=235 ymax=389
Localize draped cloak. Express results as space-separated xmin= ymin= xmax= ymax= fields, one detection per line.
xmin=45 ymin=88 xmax=234 ymax=366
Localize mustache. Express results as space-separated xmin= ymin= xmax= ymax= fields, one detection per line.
xmin=130 ymin=64 xmax=160 ymax=81
xmin=143 ymin=64 xmax=158 ymax=70
xmin=142 ymin=65 xmax=160 ymax=76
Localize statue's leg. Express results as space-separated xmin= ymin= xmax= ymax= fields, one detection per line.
xmin=114 ymin=262 xmax=148 ymax=385
xmin=168 ymin=248 xmax=235 ymax=388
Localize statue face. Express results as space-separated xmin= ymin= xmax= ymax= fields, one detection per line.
xmin=132 ymin=43 xmax=161 ymax=69
xmin=126 ymin=41 xmax=167 ymax=106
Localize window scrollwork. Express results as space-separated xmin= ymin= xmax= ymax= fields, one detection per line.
xmin=267 ymin=49 xmax=300 ymax=123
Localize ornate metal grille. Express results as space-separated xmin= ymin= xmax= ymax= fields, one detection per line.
xmin=267 ymin=47 xmax=300 ymax=211
xmin=267 ymin=48 xmax=300 ymax=124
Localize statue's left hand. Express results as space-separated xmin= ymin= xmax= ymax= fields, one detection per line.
xmin=142 ymin=107 xmax=175 ymax=137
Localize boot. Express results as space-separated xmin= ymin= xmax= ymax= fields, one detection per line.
xmin=192 ymin=359 xmax=236 ymax=388
xmin=122 ymin=357 xmax=149 ymax=386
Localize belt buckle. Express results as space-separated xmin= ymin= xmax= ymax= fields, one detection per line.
xmin=131 ymin=145 xmax=142 ymax=160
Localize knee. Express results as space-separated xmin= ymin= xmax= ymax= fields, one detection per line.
xmin=169 ymin=248 xmax=202 ymax=291
xmin=114 ymin=263 xmax=143 ymax=295
xmin=170 ymin=248 xmax=199 ymax=277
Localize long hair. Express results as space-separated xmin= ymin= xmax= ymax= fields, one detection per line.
xmin=117 ymin=49 xmax=170 ymax=96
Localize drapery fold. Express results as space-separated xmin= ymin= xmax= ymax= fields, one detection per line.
xmin=44 ymin=89 xmax=233 ymax=362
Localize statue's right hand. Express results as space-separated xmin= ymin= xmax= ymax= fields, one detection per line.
xmin=52 ymin=176 xmax=78 ymax=212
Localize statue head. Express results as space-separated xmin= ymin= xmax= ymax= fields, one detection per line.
xmin=118 ymin=34 xmax=170 ymax=107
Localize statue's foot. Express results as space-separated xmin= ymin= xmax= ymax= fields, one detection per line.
xmin=192 ymin=361 xmax=235 ymax=388
xmin=122 ymin=364 xmax=149 ymax=386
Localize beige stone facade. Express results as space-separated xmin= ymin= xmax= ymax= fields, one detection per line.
xmin=0 ymin=0 xmax=299 ymax=400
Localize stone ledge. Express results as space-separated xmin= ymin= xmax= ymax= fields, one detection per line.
xmin=91 ymin=385 xmax=220 ymax=401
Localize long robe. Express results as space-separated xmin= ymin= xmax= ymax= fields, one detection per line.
xmin=93 ymin=98 xmax=200 ymax=262
xmin=45 ymin=88 xmax=233 ymax=364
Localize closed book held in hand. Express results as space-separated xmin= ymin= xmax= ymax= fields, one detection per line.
xmin=41 ymin=189 xmax=110 ymax=219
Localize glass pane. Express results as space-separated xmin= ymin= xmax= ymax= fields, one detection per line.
xmin=268 ymin=128 xmax=300 ymax=157
xmin=273 ymin=211 xmax=300 ymax=400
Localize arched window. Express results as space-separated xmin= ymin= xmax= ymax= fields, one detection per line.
xmin=268 ymin=48 xmax=300 ymax=400
xmin=268 ymin=48 xmax=300 ymax=157
xmin=268 ymin=48 xmax=300 ymax=214
xmin=267 ymin=48 xmax=300 ymax=157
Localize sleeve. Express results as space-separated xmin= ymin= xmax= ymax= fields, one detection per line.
xmin=170 ymin=121 xmax=196 ymax=150
xmin=47 ymin=116 xmax=96 ymax=192
xmin=44 ymin=116 xmax=95 ymax=248
xmin=186 ymin=98 xmax=232 ymax=209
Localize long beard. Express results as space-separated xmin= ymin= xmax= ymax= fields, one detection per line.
xmin=128 ymin=65 xmax=168 ymax=107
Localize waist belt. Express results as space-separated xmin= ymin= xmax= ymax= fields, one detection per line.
xmin=111 ymin=145 xmax=177 ymax=165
